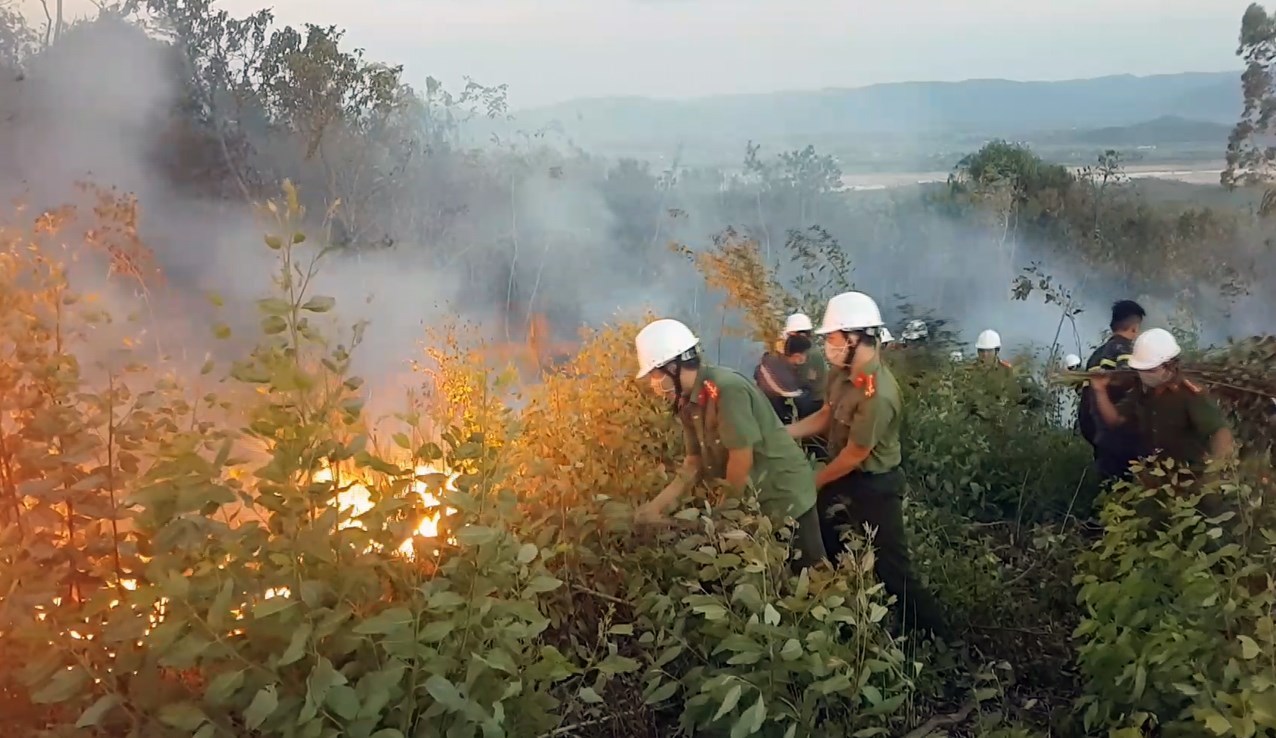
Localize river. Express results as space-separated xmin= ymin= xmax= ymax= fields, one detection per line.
xmin=840 ymin=162 xmax=1228 ymax=191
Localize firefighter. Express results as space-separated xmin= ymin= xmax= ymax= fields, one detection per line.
xmin=975 ymin=329 xmax=1012 ymax=368
xmin=879 ymin=327 xmax=896 ymax=348
xmin=1064 ymin=354 xmax=1082 ymax=371
xmin=786 ymin=292 xmax=947 ymax=637
xmin=1079 ymin=300 xmax=1146 ymax=485
xmin=633 ymin=319 xmax=827 ymax=570
xmin=1089 ymin=328 xmax=1234 ymax=472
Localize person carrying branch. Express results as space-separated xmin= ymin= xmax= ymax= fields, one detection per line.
xmin=632 ymin=318 xmax=828 ymax=571
xmin=1079 ymin=300 xmax=1146 ymax=485
xmin=1089 ymin=328 xmax=1235 ymax=475
xmin=754 ymin=333 xmax=820 ymax=424
xmin=785 ymin=292 xmax=947 ymax=638
xmin=781 ymin=312 xmax=828 ymax=407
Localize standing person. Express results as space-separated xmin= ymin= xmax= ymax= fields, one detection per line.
xmin=786 ymin=292 xmax=947 ymax=638
xmin=974 ymin=330 xmax=1012 ymax=369
xmin=632 ymin=319 xmax=828 ymax=571
xmin=1089 ymin=328 xmax=1234 ymax=473
xmin=1080 ymin=300 xmax=1146 ymax=485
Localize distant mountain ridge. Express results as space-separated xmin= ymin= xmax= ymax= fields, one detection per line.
xmin=501 ymin=72 xmax=1243 ymax=143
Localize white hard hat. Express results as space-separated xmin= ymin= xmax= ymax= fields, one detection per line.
xmin=975 ymin=329 xmax=1002 ymax=350
xmin=815 ymin=291 xmax=883 ymax=336
xmin=949 ymin=350 xmax=964 ymax=361
xmin=634 ymin=319 xmax=699 ymax=379
xmin=1127 ymin=328 xmax=1181 ymax=371
xmin=1064 ymin=353 xmax=1082 ymax=370
xmin=783 ymin=313 xmax=814 ymax=334
xmin=880 ymin=327 xmax=894 ymax=344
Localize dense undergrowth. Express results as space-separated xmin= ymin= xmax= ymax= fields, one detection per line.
xmin=2 ymin=188 xmax=1275 ymax=738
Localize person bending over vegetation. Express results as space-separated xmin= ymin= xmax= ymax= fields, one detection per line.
xmin=1089 ymin=328 xmax=1235 ymax=473
xmin=754 ymin=333 xmax=819 ymax=424
xmin=632 ymin=318 xmax=828 ymax=570
xmin=786 ymin=292 xmax=947 ymax=638
xmin=1081 ymin=299 xmax=1146 ymax=485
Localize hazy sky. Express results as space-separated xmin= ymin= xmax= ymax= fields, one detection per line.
xmin=19 ymin=0 xmax=1255 ymax=108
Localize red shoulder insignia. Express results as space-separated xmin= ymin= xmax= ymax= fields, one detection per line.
xmin=853 ymin=372 xmax=877 ymax=398
xmin=700 ymin=380 xmax=720 ymax=403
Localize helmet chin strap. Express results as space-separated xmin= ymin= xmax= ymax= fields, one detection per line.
xmin=661 ymin=361 xmax=685 ymax=415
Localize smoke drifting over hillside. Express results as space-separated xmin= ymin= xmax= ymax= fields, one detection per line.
xmin=0 ymin=8 xmax=1264 ymax=407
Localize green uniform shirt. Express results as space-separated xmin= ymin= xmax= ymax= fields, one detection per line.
xmin=1115 ymin=382 xmax=1228 ymax=468
xmin=825 ymin=357 xmax=903 ymax=474
xmin=679 ymin=364 xmax=817 ymax=521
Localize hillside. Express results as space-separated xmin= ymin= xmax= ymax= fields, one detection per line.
xmin=491 ymin=72 xmax=1242 ymax=160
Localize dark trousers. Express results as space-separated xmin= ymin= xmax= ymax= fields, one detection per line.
xmin=818 ymin=469 xmax=947 ymax=638
xmin=788 ymin=505 xmax=829 ymax=572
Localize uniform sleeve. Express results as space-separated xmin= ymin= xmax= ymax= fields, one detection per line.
xmin=1186 ymin=394 xmax=1227 ymax=439
xmin=717 ymin=384 xmax=764 ymax=450
xmin=849 ymin=395 xmax=895 ymax=450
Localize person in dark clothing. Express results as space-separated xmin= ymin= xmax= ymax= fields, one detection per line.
xmin=755 ymin=334 xmax=822 ymax=423
xmin=1079 ymin=300 xmax=1146 ymax=485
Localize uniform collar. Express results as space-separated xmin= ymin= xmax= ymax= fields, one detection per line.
xmin=686 ymin=364 xmax=718 ymax=406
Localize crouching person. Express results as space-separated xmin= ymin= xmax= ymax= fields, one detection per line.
xmin=632 ymin=318 xmax=828 ymax=571
xmin=787 ymin=292 xmax=948 ymax=639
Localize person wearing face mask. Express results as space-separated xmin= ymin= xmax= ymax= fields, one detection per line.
xmin=632 ymin=318 xmax=828 ymax=570
xmin=785 ymin=292 xmax=947 ymax=638
xmin=1089 ymin=328 xmax=1234 ymax=473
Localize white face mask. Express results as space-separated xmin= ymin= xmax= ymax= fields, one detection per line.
xmin=1139 ymin=368 xmax=1171 ymax=388
xmin=649 ymin=372 xmax=677 ymax=400
xmin=824 ymin=340 xmax=851 ymax=367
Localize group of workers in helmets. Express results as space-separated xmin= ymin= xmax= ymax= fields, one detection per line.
xmin=632 ymin=291 xmax=947 ymax=638
xmin=630 ymin=293 xmax=1235 ymax=642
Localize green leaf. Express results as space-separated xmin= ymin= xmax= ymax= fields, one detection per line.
xmin=644 ymin=680 xmax=679 ymax=705
xmin=597 ymin=654 xmax=639 ymax=676
xmin=424 ymin=675 xmax=465 ymax=712
xmin=244 ymin=686 xmax=279 ymax=730
xmin=763 ymin=603 xmax=781 ymax=626
xmin=779 ymin=638 xmax=802 ymax=661
xmin=326 ymin=684 xmax=360 ymax=720
xmin=578 ymin=687 xmax=603 ymax=704
xmin=419 ymin=620 xmax=454 ymax=642
xmin=352 ymin=607 xmax=413 ymax=635
xmin=257 ymin=297 xmax=292 ymax=315
xmin=524 ymin=575 xmax=562 ymax=595
xmin=517 ymin=543 xmax=539 ymax=564
xmin=261 ymin=315 xmax=288 ymax=335
xmin=75 ymin=694 xmax=121 ymax=728
xmin=204 ymin=669 xmax=246 ymax=705
xmin=212 ymin=322 xmax=232 ymax=340
xmin=253 ymin=596 xmax=298 ymax=620
xmin=31 ymin=667 xmax=89 ymax=704
xmin=159 ymin=702 xmax=208 ymax=731
xmin=280 ymin=622 xmax=313 ymax=665
xmin=265 ymin=234 xmax=283 ymax=250
xmin=1239 ymin=635 xmax=1261 ymax=660
xmin=456 ymin=525 xmax=500 ymax=546
xmin=302 ymin=296 xmax=336 ymax=313
xmin=714 ymin=684 xmax=742 ymax=722
xmin=392 ymin=432 xmax=412 ymax=449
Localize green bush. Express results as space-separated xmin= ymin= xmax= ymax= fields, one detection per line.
xmin=1074 ymin=461 xmax=1276 ymax=737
